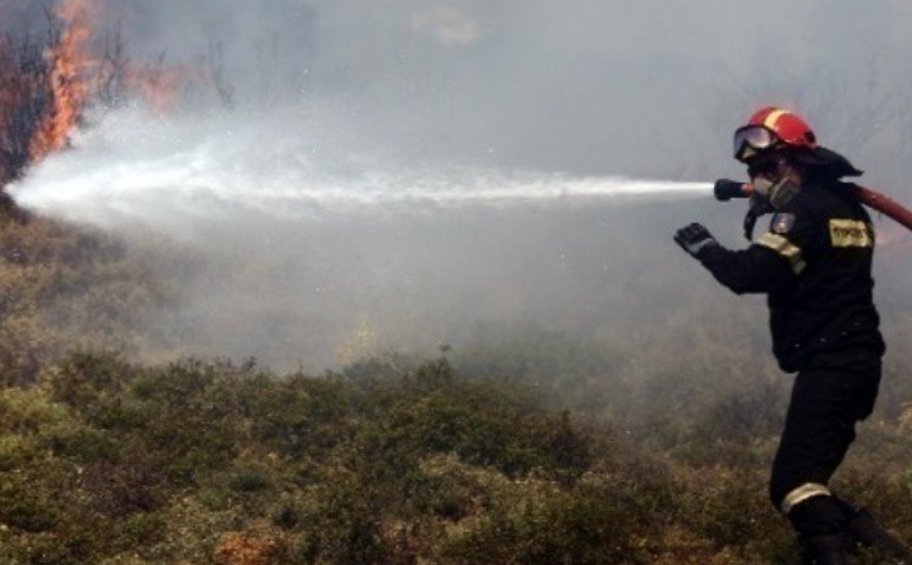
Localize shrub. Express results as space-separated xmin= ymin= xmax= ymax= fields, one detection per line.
xmin=442 ymin=479 xmax=652 ymax=564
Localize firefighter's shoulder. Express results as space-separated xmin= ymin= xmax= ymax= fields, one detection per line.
xmin=768 ymin=196 xmax=815 ymax=236
xmin=770 ymin=212 xmax=797 ymax=235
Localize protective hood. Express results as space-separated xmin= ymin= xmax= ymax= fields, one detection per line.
xmin=792 ymin=146 xmax=863 ymax=180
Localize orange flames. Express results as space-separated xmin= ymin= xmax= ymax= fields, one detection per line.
xmin=125 ymin=63 xmax=205 ymax=113
xmin=29 ymin=0 xmax=97 ymax=163
xmin=27 ymin=0 xmax=202 ymax=164
xmin=0 ymin=0 xmax=196 ymax=188
xmin=0 ymin=0 xmax=223 ymax=185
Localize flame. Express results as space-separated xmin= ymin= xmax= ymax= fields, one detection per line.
xmin=0 ymin=0 xmax=221 ymax=185
xmin=875 ymin=225 xmax=911 ymax=250
xmin=26 ymin=0 xmax=194 ymax=160
xmin=125 ymin=63 xmax=203 ymax=113
xmin=336 ymin=316 xmax=382 ymax=365
xmin=29 ymin=0 xmax=97 ymax=162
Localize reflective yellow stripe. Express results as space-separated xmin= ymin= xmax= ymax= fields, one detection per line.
xmin=763 ymin=109 xmax=789 ymax=130
xmin=757 ymin=232 xmax=806 ymax=275
xmin=829 ymin=219 xmax=873 ymax=248
xmin=781 ymin=483 xmax=831 ymax=514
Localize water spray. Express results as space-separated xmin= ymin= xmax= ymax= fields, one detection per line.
xmin=714 ymin=179 xmax=912 ymax=232
xmin=6 ymin=108 xmax=715 ymax=229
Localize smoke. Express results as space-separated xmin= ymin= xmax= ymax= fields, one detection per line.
xmin=13 ymin=0 xmax=912 ymax=178
xmin=10 ymin=104 xmax=712 ymax=369
xmin=7 ymin=0 xmax=912 ymax=370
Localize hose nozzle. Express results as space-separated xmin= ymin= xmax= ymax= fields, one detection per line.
xmin=714 ymin=179 xmax=753 ymax=201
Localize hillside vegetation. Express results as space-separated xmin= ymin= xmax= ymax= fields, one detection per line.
xmin=0 ymin=209 xmax=911 ymax=564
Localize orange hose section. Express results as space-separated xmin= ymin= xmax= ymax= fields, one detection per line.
xmin=855 ymin=186 xmax=912 ymax=232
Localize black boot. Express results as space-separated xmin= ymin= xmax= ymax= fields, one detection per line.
xmin=789 ymin=496 xmax=856 ymax=563
xmin=844 ymin=509 xmax=912 ymax=563
xmin=801 ymin=533 xmax=858 ymax=565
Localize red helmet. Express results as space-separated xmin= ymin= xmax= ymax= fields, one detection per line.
xmin=733 ymin=107 xmax=817 ymax=162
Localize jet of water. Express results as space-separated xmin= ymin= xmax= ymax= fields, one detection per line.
xmin=9 ymin=106 xmax=712 ymax=232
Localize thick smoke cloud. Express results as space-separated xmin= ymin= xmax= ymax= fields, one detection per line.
xmin=9 ymin=0 xmax=912 ymax=370
xmin=73 ymin=0 xmax=911 ymax=182
xmin=0 ymin=0 xmax=888 ymax=179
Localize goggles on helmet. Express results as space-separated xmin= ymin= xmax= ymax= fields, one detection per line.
xmin=733 ymin=125 xmax=779 ymax=163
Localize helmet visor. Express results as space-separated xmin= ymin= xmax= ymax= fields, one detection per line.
xmin=733 ymin=126 xmax=777 ymax=162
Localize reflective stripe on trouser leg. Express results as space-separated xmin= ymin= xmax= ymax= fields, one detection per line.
xmin=781 ymin=482 xmax=831 ymax=515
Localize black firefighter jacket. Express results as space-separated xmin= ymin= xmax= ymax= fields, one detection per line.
xmin=697 ymin=181 xmax=885 ymax=372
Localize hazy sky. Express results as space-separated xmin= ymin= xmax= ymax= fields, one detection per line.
xmin=6 ymin=0 xmax=912 ymax=181
xmin=25 ymin=0 xmax=901 ymax=184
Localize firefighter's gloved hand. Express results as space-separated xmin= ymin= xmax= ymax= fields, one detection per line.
xmin=674 ymin=223 xmax=719 ymax=259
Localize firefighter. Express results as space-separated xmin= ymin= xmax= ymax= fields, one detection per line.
xmin=673 ymin=107 xmax=912 ymax=564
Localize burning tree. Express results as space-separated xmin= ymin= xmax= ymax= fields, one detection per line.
xmin=0 ymin=0 xmax=230 ymax=197
xmin=0 ymin=1 xmax=93 ymax=190
xmin=28 ymin=0 xmax=94 ymax=163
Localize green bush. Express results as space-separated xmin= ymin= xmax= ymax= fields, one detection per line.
xmin=442 ymin=479 xmax=651 ymax=564
xmin=0 ymin=346 xmax=908 ymax=563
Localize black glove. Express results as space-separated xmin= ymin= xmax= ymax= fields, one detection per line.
xmin=674 ymin=223 xmax=719 ymax=259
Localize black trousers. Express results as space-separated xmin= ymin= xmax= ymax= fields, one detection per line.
xmin=769 ymin=348 xmax=881 ymax=536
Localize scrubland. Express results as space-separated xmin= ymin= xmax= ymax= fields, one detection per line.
xmin=1 ymin=209 xmax=910 ymax=564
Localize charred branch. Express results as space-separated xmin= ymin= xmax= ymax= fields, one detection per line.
xmin=208 ymin=40 xmax=235 ymax=110
xmin=0 ymin=31 xmax=54 ymax=187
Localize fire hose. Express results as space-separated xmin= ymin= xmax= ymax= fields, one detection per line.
xmin=713 ymin=179 xmax=912 ymax=232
